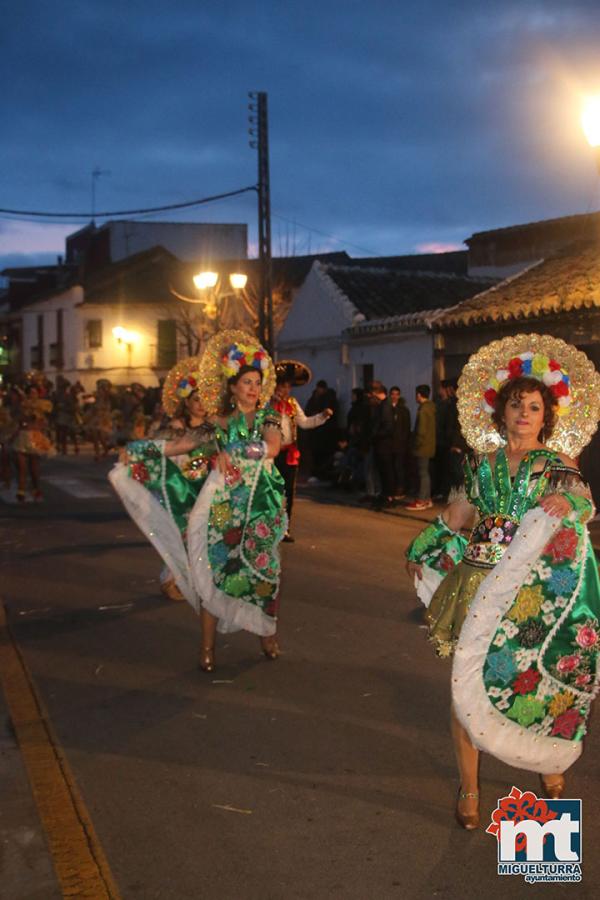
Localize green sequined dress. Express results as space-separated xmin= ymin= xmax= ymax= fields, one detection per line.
xmin=407 ymin=447 xmax=600 ymax=773
xmin=186 ymin=407 xmax=287 ymax=636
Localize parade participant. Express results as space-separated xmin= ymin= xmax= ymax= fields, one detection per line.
xmin=272 ymin=360 xmax=332 ymax=541
xmin=111 ymin=332 xmax=286 ymax=673
xmin=86 ymin=379 xmax=114 ymax=461
xmin=0 ymin=395 xmax=17 ymax=489
xmin=12 ymin=385 xmax=54 ymax=501
xmin=405 ymin=335 xmax=600 ymax=830
xmin=53 ymin=377 xmax=81 ymax=455
xmin=184 ymin=330 xmax=285 ymax=670
xmin=109 ymin=358 xmax=218 ymax=605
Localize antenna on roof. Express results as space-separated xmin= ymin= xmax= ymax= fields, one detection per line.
xmin=91 ymin=167 xmax=111 ymax=224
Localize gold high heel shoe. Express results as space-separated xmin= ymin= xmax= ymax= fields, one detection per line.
xmin=260 ymin=636 xmax=280 ymax=660
xmin=455 ymin=789 xmax=480 ymax=830
xmin=199 ymin=647 xmax=215 ymax=672
xmin=540 ymin=774 xmax=565 ymax=799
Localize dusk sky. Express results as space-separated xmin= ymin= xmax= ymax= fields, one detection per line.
xmin=3 ymin=0 xmax=600 ymax=270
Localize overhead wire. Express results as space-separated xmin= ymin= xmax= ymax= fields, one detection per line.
xmin=0 ymin=186 xmax=256 ymax=220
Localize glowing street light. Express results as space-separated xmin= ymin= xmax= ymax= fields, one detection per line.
xmin=112 ymin=325 xmax=139 ymax=368
xmin=581 ymin=95 xmax=600 ymax=148
xmin=192 ymin=271 xmax=219 ymax=290
xmin=171 ymin=270 xmax=248 ymax=333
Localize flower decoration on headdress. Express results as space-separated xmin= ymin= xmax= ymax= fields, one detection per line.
xmin=197 ymin=329 xmax=276 ymax=416
xmin=457 ymin=334 xmax=600 ymax=457
xmin=162 ymin=356 xmax=205 ymax=416
xmin=482 ymin=351 xmax=571 ymax=417
xmin=220 ymin=341 xmax=269 ymax=379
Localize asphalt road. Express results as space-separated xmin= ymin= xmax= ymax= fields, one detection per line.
xmin=1 ymin=453 xmax=599 ymax=900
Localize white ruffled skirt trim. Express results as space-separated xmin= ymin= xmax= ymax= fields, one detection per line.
xmin=108 ymin=464 xmax=199 ymax=611
xmin=187 ymin=469 xmax=277 ymax=637
xmin=452 ymin=507 xmax=583 ymax=774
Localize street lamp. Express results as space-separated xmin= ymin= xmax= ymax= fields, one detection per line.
xmin=581 ymin=95 xmax=600 ymax=171
xmin=112 ymin=325 xmax=139 ymax=369
xmin=171 ymin=270 xmax=248 ymax=329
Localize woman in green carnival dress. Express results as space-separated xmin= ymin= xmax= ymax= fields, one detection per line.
xmin=405 ymin=335 xmax=600 ymax=829
xmin=185 ymin=330 xmax=286 ymax=671
xmin=110 ymin=357 xmax=218 ymax=607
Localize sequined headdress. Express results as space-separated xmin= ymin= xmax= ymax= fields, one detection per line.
xmin=197 ymin=329 xmax=276 ymax=416
xmin=162 ymin=356 xmax=204 ymax=416
xmin=457 ymin=334 xmax=600 ymax=457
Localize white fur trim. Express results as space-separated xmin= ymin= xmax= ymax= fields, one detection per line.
xmin=108 ymin=464 xmax=198 ymax=610
xmin=187 ymin=469 xmax=277 ymax=636
xmin=452 ymin=508 xmax=584 ymax=773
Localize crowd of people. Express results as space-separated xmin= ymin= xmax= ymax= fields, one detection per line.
xmin=298 ymin=376 xmax=468 ymax=512
xmin=0 ymin=372 xmax=165 ymax=500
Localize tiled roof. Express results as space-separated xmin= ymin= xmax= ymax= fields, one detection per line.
xmin=466 ymin=211 xmax=600 ymax=244
xmin=346 ymin=250 xmax=468 ymax=275
xmin=323 ymin=265 xmax=493 ymax=323
xmin=433 ymin=240 xmax=600 ymax=329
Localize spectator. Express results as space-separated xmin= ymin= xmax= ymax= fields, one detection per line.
xmin=432 ymin=380 xmax=453 ymax=501
xmin=305 ymin=379 xmax=338 ymax=481
xmin=445 ymin=378 xmax=468 ymax=494
xmin=406 ymin=384 xmax=436 ymax=510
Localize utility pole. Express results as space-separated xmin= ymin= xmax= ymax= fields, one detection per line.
xmin=248 ymin=92 xmax=273 ymax=353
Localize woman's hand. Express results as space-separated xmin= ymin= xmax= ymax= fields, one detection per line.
xmin=406 ymin=560 xmax=423 ymax=581
xmin=323 ymin=408 xmax=334 ymax=418
xmin=118 ymin=447 xmax=130 ymax=465
xmin=539 ymin=493 xmax=571 ymax=518
xmin=215 ymin=450 xmax=234 ymax=475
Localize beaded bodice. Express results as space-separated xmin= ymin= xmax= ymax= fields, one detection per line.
xmin=463 ymin=449 xmax=559 ymax=569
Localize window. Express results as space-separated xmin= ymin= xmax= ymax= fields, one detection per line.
xmin=85 ymin=320 xmax=103 ymax=349
xmin=157 ymin=319 xmax=177 ymax=368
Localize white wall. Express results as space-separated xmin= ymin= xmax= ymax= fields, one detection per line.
xmin=278 ymin=263 xmax=358 ymax=344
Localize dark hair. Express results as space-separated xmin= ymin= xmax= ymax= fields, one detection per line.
xmin=276 ymin=373 xmax=293 ymax=386
xmin=316 ymin=379 xmax=328 ymax=388
xmin=221 ymin=364 xmax=263 ymax=414
xmin=390 ymin=385 xmax=401 ymax=393
xmin=416 ymin=384 xmax=430 ymax=398
xmin=491 ymin=376 xmax=556 ymax=441
xmin=351 ymin=387 xmax=364 ymax=401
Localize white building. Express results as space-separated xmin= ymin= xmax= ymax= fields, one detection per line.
xmin=277 ymin=261 xmax=492 ymax=421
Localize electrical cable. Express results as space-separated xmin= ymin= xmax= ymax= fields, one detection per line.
xmin=0 ymin=186 xmax=256 ymax=220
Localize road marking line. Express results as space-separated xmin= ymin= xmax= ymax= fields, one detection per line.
xmin=0 ymin=602 xmax=121 ymax=899
xmin=44 ymin=475 xmax=112 ymax=498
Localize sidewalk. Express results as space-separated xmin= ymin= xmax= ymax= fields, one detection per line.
xmin=297 ymin=480 xmax=600 ymax=556
xmin=0 ymin=683 xmax=61 ymax=899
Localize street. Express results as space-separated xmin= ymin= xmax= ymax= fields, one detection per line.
xmin=1 ymin=453 xmax=599 ymax=900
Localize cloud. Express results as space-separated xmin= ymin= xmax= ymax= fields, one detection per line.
xmin=2 ymin=0 xmax=600 ymax=261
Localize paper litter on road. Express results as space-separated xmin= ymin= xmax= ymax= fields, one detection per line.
xmin=98 ymin=603 xmax=134 ymax=611
xmin=212 ymin=804 xmax=253 ymax=815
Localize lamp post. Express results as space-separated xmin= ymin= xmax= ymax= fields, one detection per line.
xmin=172 ymin=270 xmax=248 ymax=332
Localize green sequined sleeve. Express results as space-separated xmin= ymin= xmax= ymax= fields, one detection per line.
xmin=406 ymin=516 xmax=468 ymax=563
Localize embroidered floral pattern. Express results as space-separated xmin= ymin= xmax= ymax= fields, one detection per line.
xmin=547 ymin=691 xmax=575 ymax=718
xmin=543 ymin=527 xmax=578 ymax=563
xmin=506 ymin=694 xmax=546 ymax=727
xmin=507 ymin=584 xmax=544 ymax=624
xmin=512 ymin=667 xmax=541 ymax=695
xmin=551 ymin=708 xmax=583 ymax=739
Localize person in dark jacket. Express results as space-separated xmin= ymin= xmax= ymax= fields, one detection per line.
xmin=406 ymin=384 xmax=436 ymax=510
xmin=372 ymin=385 xmax=411 ymax=507
xmin=305 ymin=379 xmax=338 ymax=480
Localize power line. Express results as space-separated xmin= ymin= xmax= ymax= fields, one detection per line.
xmin=0 ymin=186 xmax=256 ymax=220
xmin=272 ymin=211 xmax=378 ymax=256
